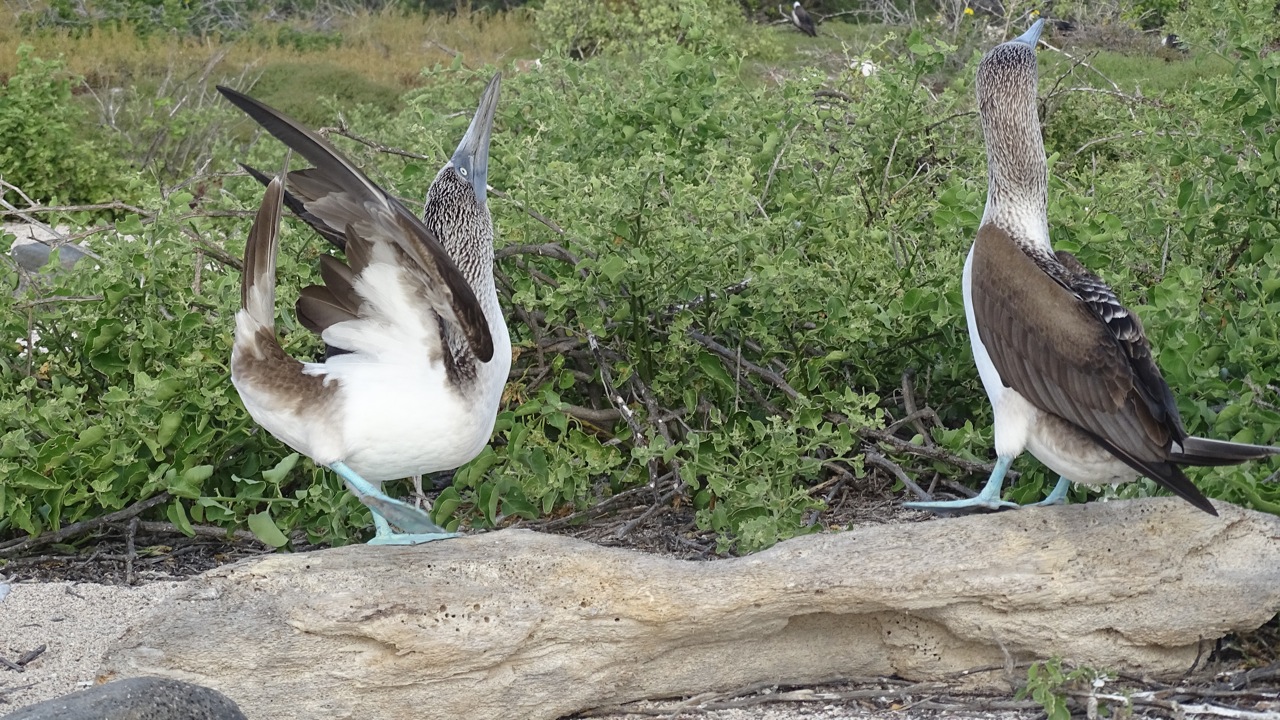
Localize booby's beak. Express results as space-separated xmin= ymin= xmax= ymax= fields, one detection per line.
xmin=451 ymin=73 xmax=501 ymax=206
xmin=1013 ymin=18 xmax=1045 ymax=47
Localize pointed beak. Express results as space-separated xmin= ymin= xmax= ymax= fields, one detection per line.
xmin=1014 ymin=18 xmax=1045 ymax=47
xmin=451 ymin=73 xmax=501 ymax=205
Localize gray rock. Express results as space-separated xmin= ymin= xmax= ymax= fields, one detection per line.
xmin=1 ymin=677 xmax=245 ymax=719
xmin=9 ymin=240 xmax=88 ymax=272
xmin=100 ymin=498 xmax=1280 ymax=720
xmin=4 ymin=224 xmax=89 ymax=273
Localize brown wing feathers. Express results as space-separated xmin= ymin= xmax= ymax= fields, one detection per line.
xmin=240 ymin=163 xmax=350 ymax=251
xmin=241 ymin=176 xmax=285 ymax=328
xmin=217 ymin=85 xmax=495 ymax=363
xmin=971 ymin=224 xmax=1218 ymax=514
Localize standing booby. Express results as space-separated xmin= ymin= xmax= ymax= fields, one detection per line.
xmin=218 ymin=75 xmax=511 ymax=544
xmin=905 ymin=20 xmax=1278 ymax=514
xmin=791 ymin=1 xmax=817 ymax=37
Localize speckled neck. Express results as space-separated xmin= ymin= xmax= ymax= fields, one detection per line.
xmin=977 ymin=39 xmax=1050 ymax=255
xmin=423 ymin=167 xmax=499 ymax=313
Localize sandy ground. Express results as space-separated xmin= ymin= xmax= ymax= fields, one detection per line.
xmin=0 ymin=581 xmax=181 ymax=709
xmin=0 ymin=578 xmax=1033 ymax=720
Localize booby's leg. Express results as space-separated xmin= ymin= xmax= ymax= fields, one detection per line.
xmin=330 ymin=462 xmax=460 ymax=544
xmin=904 ymin=455 xmax=1020 ymax=512
xmin=1028 ymin=475 xmax=1071 ymax=507
xmin=372 ymin=512 xmax=394 ymax=538
xmin=411 ymin=474 xmax=426 ymax=510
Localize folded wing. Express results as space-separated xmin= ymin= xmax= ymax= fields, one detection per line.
xmin=970 ymin=223 xmax=1215 ymax=513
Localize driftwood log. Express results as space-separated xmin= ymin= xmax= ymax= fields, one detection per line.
xmin=99 ymin=498 xmax=1280 ymax=720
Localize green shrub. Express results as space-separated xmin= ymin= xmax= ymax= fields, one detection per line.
xmin=1 ymin=10 xmax=1276 ymax=555
xmin=0 ymin=46 xmax=129 ymax=205
xmin=1169 ymin=0 xmax=1279 ymax=49
xmin=535 ymin=0 xmax=775 ymax=59
xmin=0 ymin=197 xmax=368 ymax=546
xmin=23 ymin=0 xmax=253 ymax=37
xmin=379 ymin=38 xmax=990 ymax=551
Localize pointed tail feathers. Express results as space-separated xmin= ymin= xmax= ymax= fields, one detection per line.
xmin=1144 ymin=462 xmax=1219 ymax=516
xmin=241 ymin=176 xmax=286 ymax=330
xmin=1172 ymin=436 xmax=1280 ymax=467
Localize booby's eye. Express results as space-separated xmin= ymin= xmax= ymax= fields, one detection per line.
xmin=458 ymin=167 xmax=468 ymax=177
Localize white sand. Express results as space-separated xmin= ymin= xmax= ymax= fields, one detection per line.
xmin=0 ymin=581 xmax=181 ymax=709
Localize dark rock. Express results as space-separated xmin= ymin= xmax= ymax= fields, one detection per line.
xmin=1 ymin=677 xmax=246 ymax=720
xmin=9 ymin=240 xmax=88 ymax=273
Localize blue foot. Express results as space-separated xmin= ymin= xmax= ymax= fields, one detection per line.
xmin=330 ymin=461 xmax=456 ymax=537
xmin=367 ymin=531 xmax=461 ymax=545
xmin=1028 ymin=475 xmax=1071 ymax=507
xmin=904 ymin=455 xmax=1020 ymax=513
xmin=366 ymin=510 xmax=460 ymax=545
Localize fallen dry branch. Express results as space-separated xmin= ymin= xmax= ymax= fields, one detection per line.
xmin=578 ymin=679 xmax=946 ymax=716
xmin=857 ymin=426 xmax=1017 ymax=481
xmin=0 ymin=493 xmax=172 ymax=558
xmin=100 ymin=499 xmax=1280 ymax=720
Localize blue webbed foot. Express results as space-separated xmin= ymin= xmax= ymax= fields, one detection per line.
xmin=904 ymin=455 xmax=1020 ymax=514
xmin=330 ymin=461 xmax=460 ymax=542
xmin=904 ymin=496 xmax=1020 ymax=512
xmin=367 ymin=531 xmax=461 ymax=545
xmin=365 ymin=508 xmax=460 ymax=545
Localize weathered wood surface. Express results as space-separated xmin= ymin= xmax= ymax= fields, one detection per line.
xmin=100 ymin=498 xmax=1280 ymax=720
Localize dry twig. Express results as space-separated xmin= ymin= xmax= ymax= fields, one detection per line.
xmin=0 ymin=493 xmax=172 ymax=557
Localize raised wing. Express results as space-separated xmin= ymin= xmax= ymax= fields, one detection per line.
xmin=217 ymin=86 xmax=495 ymax=363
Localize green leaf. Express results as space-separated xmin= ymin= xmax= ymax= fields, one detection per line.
xmin=697 ymin=351 xmax=734 ymax=391
xmin=11 ymin=468 xmax=61 ymax=490
xmin=262 ymin=453 xmax=301 ymax=485
xmin=166 ymin=499 xmax=194 ymax=536
xmin=598 ymin=255 xmax=627 ymax=282
xmin=115 ymin=214 xmax=145 ymax=235
xmin=72 ymin=425 xmax=108 ymax=452
xmin=102 ymin=387 xmax=131 ymax=403
xmin=181 ymin=465 xmax=214 ymax=484
xmin=247 ymin=510 xmax=290 ymax=548
xmin=432 ymin=486 xmax=462 ymax=523
xmin=156 ymin=412 xmax=182 ymax=448
xmin=168 ymin=465 xmax=213 ymax=499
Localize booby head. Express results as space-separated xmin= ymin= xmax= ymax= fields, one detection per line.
xmin=977 ymin=19 xmax=1044 ymax=152
xmin=976 ymin=19 xmax=1047 ymax=242
xmin=423 ymin=74 xmax=501 ymax=281
xmin=434 ymin=73 xmax=500 ymax=212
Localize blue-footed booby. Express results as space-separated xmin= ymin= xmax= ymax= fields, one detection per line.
xmin=906 ymin=20 xmax=1278 ymax=514
xmin=790 ymin=1 xmax=817 ymax=37
xmin=218 ymin=75 xmax=511 ymax=543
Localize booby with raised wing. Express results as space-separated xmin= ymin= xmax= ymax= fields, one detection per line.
xmin=906 ymin=20 xmax=1278 ymax=514
xmin=219 ymin=75 xmax=510 ymax=543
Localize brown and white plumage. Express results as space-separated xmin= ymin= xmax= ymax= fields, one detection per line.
xmin=906 ymin=20 xmax=1278 ymax=514
xmin=220 ymin=76 xmax=511 ymax=543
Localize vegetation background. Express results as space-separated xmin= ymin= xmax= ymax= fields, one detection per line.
xmin=0 ymin=0 xmax=1277 ymax=555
